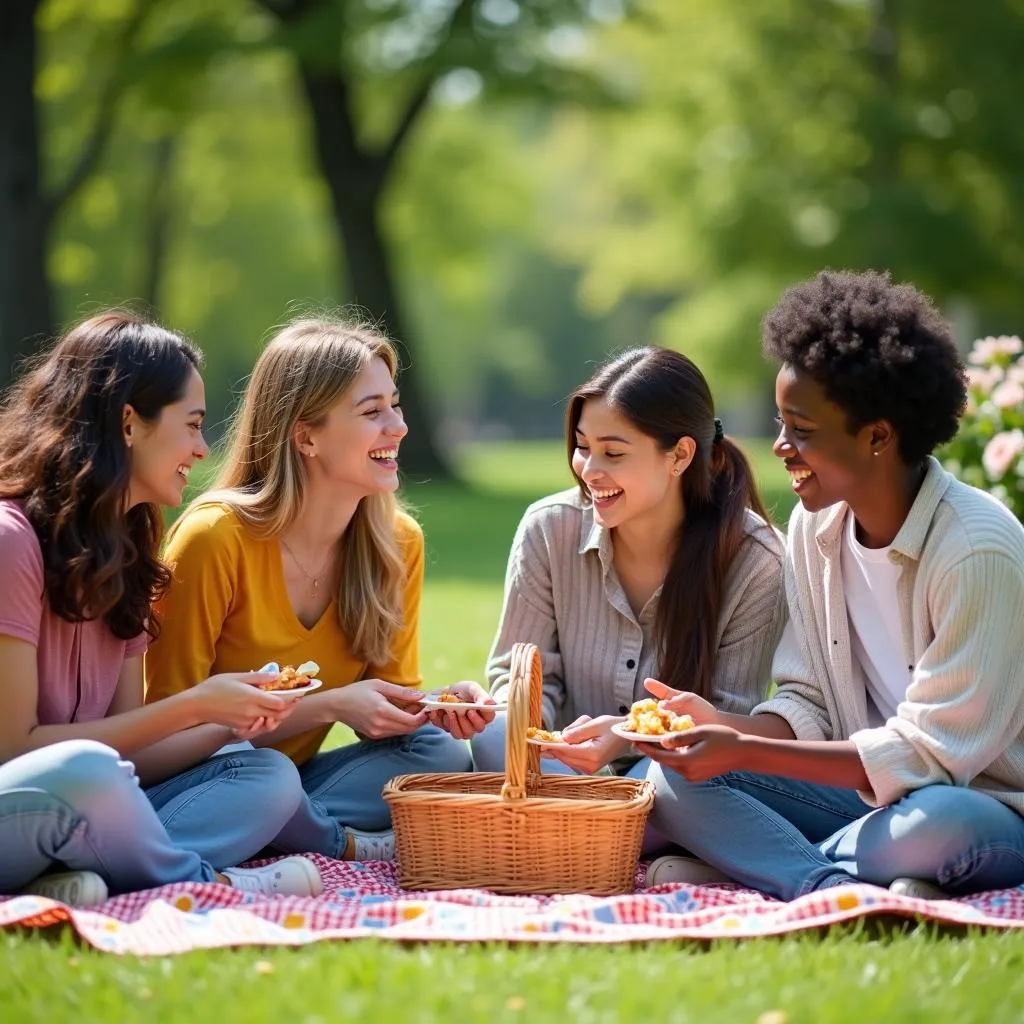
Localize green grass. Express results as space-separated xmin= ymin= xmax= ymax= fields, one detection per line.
xmin=7 ymin=925 xmax=1024 ymax=1023
xmin=21 ymin=440 xmax=1017 ymax=1024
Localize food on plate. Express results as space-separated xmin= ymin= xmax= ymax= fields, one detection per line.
xmin=258 ymin=660 xmax=320 ymax=691
xmin=434 ymin=690 xmax=463 ymax=704
xmin=526 ymin=727 xmax=564 ymax=743
xmin=622 ymin=698 xmax=695 ymax=736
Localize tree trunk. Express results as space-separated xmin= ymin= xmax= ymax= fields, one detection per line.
xmin=0 ymin=0 xmax=53 ymax=380
xmin=140 ymin=132 xmax=178 ymax=317
xmin=299 ymin=69 xmax=451 ymax=480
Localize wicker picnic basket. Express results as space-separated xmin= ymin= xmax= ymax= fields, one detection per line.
xmin=382 ymin=642 xmax=654 ymax=895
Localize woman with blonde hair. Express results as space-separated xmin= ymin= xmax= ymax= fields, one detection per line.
xmin=146 ymin=318 xmax=472 ymax=862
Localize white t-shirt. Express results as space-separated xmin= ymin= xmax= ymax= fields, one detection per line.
xmin=840 ymin=512 xmax=910 ymax=726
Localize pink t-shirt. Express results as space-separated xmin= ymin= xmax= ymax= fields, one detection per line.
xmin=0 ymin=499 xmax=149 ymax=725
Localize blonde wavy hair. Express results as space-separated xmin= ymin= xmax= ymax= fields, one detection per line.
xmin=176 ymin=317 xmax=407 ymax=665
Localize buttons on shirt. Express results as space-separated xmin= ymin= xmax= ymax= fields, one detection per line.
xmin=619 ymin=704 xmax=629 ymax=714
xmin=626 ymin=659 xmax=636 ymax=669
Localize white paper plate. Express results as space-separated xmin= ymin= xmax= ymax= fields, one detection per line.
xmin=525 ymin=733 xmax=568 ymax=748
xmin=256 ymin=677 xmax=323 ymax=697
xmin=610 ymin=722 xmax=694 ymax=744
xmin=420 ymin=695 xmax=505 ymax=712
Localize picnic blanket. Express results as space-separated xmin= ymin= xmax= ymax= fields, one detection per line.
xmin=4 ymin=856 xmax=1024 ymax=955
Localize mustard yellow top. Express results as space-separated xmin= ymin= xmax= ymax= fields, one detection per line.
xmin=145 ymin=502 xmax=423 ymax=766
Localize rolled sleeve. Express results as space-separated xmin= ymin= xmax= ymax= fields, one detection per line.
xmin=751 ymin=614 xmax=834 ymax=741
xmin=486 ymin=508 xmax=565 ymax=728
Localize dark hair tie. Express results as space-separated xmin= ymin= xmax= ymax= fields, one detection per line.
xmin=713 ymin=417 xmax=724 ymax=443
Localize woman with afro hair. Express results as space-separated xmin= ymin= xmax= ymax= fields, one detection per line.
xmin=638 ymin=269 xmax=1024 ymax=902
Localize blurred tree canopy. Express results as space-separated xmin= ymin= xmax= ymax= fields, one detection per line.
xmin=1 ymin=0 xmax=1022 ymax=463
xmin=551 ymin=0 xmax=1024 ymax=412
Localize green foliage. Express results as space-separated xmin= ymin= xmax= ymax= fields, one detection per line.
xmin=551 ymin=0 xmax=1024 ymax=398
xmin=31 ymin=0 xmax=1024 ymax=442
xmin=940 ymin=336 xmax=1024 ymax=520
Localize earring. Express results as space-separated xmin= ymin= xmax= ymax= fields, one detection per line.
xmin=873 ymin=450 xmax=880 ymax=457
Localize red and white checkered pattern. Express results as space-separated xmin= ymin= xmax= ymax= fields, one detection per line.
xmin=4 ymin=857 xmax=1023 ymax=956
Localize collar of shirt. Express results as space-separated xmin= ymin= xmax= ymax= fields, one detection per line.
xmin=813 ymin=456 xmax=952 ymax=565
xmin=576 ymin=498 xmax=661 ymax=624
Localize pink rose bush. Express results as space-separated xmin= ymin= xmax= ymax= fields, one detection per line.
xmin=941 ymin=335 xmax=1024 ymax=520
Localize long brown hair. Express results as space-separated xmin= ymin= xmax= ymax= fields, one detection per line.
xmin=566 ymin=347 xmax=772 ymax=699
xmin=0 ymin=312 xmax=202 ymax=639
xmin=178 ymin=318 xmax=407 ymax=666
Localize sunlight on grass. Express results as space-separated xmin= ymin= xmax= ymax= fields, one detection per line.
xmin=6 ymin=925 xmax=1024 ymax=1023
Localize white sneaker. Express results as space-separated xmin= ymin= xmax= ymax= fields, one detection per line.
xmin=21 ymin=870 xmax=108 ymax=907
xmin=222 ymin=856 xmax=323 ymax=897
xmin=347 ymin=828 xmax=396 ymax=861
xmin=889 ymin=877 xmax=949 ymax=901
xmin=645 ymin=855 xmax=732 ymax=887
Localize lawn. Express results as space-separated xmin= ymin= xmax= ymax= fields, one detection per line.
xmin=8 ymin=440 xmax=1024 ymax=1024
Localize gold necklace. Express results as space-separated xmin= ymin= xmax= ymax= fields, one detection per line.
xmin=279 ymin=536 xmax=333 ymax=592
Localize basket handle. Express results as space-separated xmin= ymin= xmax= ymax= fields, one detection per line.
xmin=500 ymin=642 xmax=542 ymax=801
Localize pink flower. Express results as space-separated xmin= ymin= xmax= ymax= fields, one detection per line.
xmin=982 ymin=430 xmax=1024 ymax=480
xmin=967 ymin=366 xmax=1004 ymax=394
xmin=970 ymin=335 xmax=1024 ymax=367
xmin=991 ymin=380 xmax=1024 ymax=410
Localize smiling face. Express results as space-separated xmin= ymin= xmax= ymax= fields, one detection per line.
xmin=571 ymin=396 xmax=687 ymax=530
xmin=773 ymin=363 xmax=881 ymax=513
xmin=125 ymin=365 xmax=208 ymax=508
xmin=297 ymin=355 xmax=407 ymax=498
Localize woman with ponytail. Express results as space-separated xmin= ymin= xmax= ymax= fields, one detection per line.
xmin=471 ymin=347 xmax=785 ymax=883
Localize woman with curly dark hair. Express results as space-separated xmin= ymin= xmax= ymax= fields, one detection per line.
xmin=641 ymin=270 xmax=1024 ymax=901
xmin=0 ymin=312 xmax=322 ymax=905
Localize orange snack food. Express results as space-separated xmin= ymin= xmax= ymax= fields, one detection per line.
xmin=526 ymin=727 xmax=564 ymax=743
xmin=258 ymin=660 xmax=319 ymax=692
xmin=622 ymin=698 xmax=695 ymax=736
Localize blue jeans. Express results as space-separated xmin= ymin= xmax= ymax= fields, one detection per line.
xmin=471 ymin=713 xmax=668 ymax=855
xmin=647 ymin=762 xmax=1024 ymax=900
xmin=272 ymin=724 xmax=472 ymax=857
xmin=0 ymin=740 xmax=306 ymax=895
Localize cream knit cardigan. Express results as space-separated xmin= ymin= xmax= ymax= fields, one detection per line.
xmin=754 ymin=457 xmax=1024 ymax=813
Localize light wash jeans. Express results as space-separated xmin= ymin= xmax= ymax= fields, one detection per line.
xmin=470 ymin=713 xmax=668 ymax=855
xmin=0 ymin=739 xmax=306 ymax=895
xmin=271 ymin=724 xmax=472 ymax=857
xmin=647 ymin=762 xmax=1024 ymax=900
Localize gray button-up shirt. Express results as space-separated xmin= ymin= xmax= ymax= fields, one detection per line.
xmin=487 ymin=488 xmax=787 ymax=728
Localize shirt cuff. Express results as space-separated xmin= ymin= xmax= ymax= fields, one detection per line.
xmin=850 ymin=726 xmax=920 ymax=807
xmin=751 ymin=694 xmax=829 ymax=741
